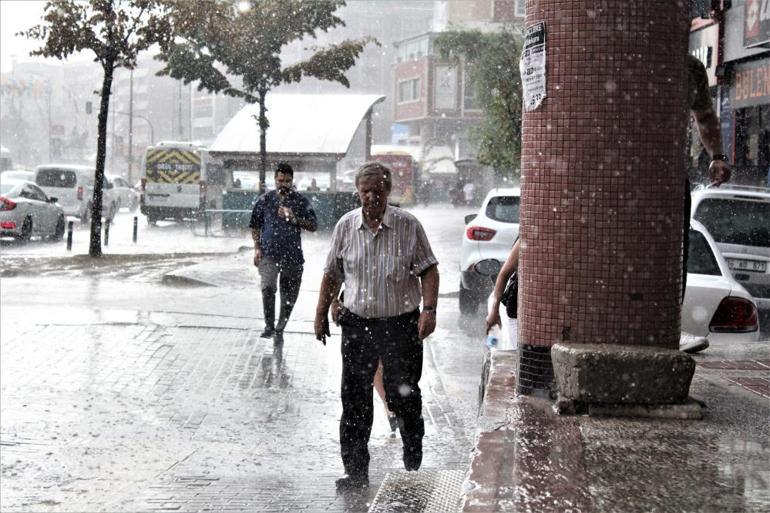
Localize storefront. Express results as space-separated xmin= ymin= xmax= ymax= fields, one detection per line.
xmin=719 ymin=2 xmax=770 ymax=186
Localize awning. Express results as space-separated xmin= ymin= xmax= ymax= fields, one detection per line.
xmin=209 ymin=94 xmax=385 ymax=156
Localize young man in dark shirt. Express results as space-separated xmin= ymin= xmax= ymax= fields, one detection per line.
xmin=250 ymin=163 xmax=318 ymax=342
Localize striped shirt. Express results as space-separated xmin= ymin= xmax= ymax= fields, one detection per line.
xmin=324 ymin=206 xmax=438 ymax=318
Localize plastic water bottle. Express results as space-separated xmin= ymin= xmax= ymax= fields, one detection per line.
xmin=486 ymin=326 xmax=500 ymax=349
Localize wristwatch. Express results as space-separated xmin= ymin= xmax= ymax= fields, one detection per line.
xmin=711 ymin=153 xmax=728 ymax=162
xmin=423 ymin=305 xmax=436 ymax=314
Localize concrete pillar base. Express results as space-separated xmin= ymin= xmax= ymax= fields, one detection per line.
xmin=551 ymin=343 xmax=697 ymax=414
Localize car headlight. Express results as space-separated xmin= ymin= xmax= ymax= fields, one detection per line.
xmin=474 ymin=259 xmax=502 ymax=276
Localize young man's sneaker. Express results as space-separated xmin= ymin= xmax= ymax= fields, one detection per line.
xmin=260 ymin=326 xmax=275 ymax=338
xmin=335 ymin=474 xmax=369 ymax=491
xmin=680 ymin=334 xmax=709 ymax=354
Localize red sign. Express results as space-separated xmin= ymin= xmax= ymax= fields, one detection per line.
xmin=732 ymin=59 xmax=770 ymax=108
xmin=744 ymin=0 xmax=770 ymax=48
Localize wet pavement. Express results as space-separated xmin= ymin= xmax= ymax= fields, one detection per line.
xmin=2 ymin=204 xmax=769 ymax=512
xmin=465 ymin=341 xmax=770 ymax=513
xmin=1 ymin=205 xmax=485 ymax=512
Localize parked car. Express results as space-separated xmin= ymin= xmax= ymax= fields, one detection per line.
xmin=691 ymin=184 xmax=770 ymax=311
xmin=0 ymin=179 xmax=65 ymax=241
xmin=459 ymin=188 xmax=520 ymax=314
xmin=107 ymin=174 xmax=139 ymax=212
xmin=682 ymin=221 xmax=759 ymax=345
xmin=33 ymin=165 xmax=118 ymax=224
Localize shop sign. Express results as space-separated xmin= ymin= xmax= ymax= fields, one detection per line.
xmin=689 ymin=24 xmax=719 ymax=86
xmin=744 ymin=0 xmax=770 ymax=48
xmin=731 ymin=59 xmax=770 ymax=108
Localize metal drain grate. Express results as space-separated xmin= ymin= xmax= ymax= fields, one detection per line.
xmin=368 ymin=469 xmax=465 ymax=513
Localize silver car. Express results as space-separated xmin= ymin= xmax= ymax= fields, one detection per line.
xmin=0 ymin=180 xmax=65 ymax=241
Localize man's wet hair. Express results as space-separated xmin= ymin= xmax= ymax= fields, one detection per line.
xmin=355 ymin=162 xmax=392 ymax=191
xmin=275 ymin=162 xmax=294 ymax=177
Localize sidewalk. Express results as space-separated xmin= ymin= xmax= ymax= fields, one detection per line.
xmin=463 ymin=343 xmax=770 ymax=512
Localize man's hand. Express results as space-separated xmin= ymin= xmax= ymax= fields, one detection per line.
xmin=708 ymin=159 xmax=731 ymax=187
xmin=278 ymin=205 xmax=295 ymax=223
xmin=253 ymin=248 xmax=262 ymax=267
xmin=314 ymin=313 xmax=330 ymax=345
xmin=418 ymin=311 xmax=436 ymax=340
xmin=331 ymin=299 xmax=343 ymax=325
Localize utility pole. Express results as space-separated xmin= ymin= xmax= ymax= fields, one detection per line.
xmin=127 ymin=69 xmax=134 ymax=184
xmin=178 ymin=81 xmax=183 ymax=139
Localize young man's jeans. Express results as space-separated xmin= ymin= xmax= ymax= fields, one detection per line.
xmin=258 ymin=258 xmax=303 ymax=331
xmin=338 ymin=308 xmax=424 ymax=478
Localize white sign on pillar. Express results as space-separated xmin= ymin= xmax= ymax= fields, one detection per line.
xmin=520 ymin=21 xmax=547 ymax=112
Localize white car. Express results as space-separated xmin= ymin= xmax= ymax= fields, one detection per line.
xmin=106 ymin=174 xmax=139 ymax=212
xmin=0 ymin=179 xmax=65 ymax=241
xmin=682 ymin=221 xmax=759 ymax=346
xmin=34 ymin=165 xmax=118 ymax=224
xmin=691 ymin=185 xmax=770 ymax=311
xmin=459 ymin=188 xmax=520 ymax=314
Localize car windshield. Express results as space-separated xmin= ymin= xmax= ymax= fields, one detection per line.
xmin=0 ymin=182 xmax=21 ymax=196
xmin=694 ymin=198 xmax=770 ymax=248
xmin=485 ymin=195 xmax=520 ymax=223
xmin=36 ymin=169 xmax=77 ymax=188
xmin=688 ymin=230 xmax=721 ymax=276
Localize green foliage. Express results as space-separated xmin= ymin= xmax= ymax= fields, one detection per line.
xmin=434 ymin=27 xmax=523 ymax=177
xmin=157 ymin=0 xmax=375 ymax=102
xmin=21 ymin=0 xmax=171 ymax=70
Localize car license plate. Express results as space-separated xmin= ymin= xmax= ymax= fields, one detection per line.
xmin=727 ymin=258 xmax=767 ymax=273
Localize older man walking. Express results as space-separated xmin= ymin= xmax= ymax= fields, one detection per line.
xmin=314 ymin=162 xmax=439 ymax=491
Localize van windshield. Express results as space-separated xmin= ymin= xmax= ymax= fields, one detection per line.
xmin=36 ymin=169 xmax=77 ymax=188
xmin=694 ymin=198 xmax=770 ymax=248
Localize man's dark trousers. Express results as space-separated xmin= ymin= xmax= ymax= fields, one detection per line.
xmin=259 ymin=258 xmax=303 ymax=331
xmin=339 ymin=309 xmax=424 ymax=478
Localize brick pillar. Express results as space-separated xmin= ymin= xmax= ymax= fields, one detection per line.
xmin=518 ymin=1 xmax=689 ymax=392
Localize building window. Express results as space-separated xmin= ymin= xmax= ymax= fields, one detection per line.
xmin=515 ymin=0 xmax=526 ymax=16
xmin=463 ymin=76 xmax=481 ymax=111
xmin=397 ymin=37 xmax=431 ymax=63
xmin=398 ymin=78 xmax=420 ymax=103
xmin=434 ymin=65 xmax=458 ymax=110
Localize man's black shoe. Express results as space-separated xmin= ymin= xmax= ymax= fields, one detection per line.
xmin=403 ymin=438 xmax=422 ymax=471
xmin=260 ymin=327 xmax=275 ymax=338
xmin=335 ymin=474 xmax=369 ymax=491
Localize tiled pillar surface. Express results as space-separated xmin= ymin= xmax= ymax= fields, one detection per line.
xmin=519 ymin=1 xmax=689 ymax=351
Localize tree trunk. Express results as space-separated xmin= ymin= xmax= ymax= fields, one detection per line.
xmin=89 ymin=61 xmax=115 ymax=257
xmin=258 ymin=88 xmax=268 ymax=193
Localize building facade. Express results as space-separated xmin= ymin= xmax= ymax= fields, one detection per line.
xmin=690 ymin=0 xmax=769 ymax=186
xmin=392 ymin=1 xmax=526 ymax=165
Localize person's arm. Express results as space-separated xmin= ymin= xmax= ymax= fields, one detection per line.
xmin=418 ymin=264 xmax=439 ymax=340
xmin=314 ymin=272 xmax=342 ymax=345
xmin=485 ymin=238 xmax=521 ymax=334
xmin=692 ymin=106 xmax=731 ymax=186
xmin=251 ymin=227 xmax=262 ymax=267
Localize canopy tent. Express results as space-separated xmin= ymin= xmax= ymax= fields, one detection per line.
xmin=209 ymin=94 xmax=385 ymax=156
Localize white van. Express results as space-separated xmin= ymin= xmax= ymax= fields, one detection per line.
xmin=140 ymin=142 xmax=227 ymax=223
xmin=34 ymin=164 xmax=118 ymax=224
